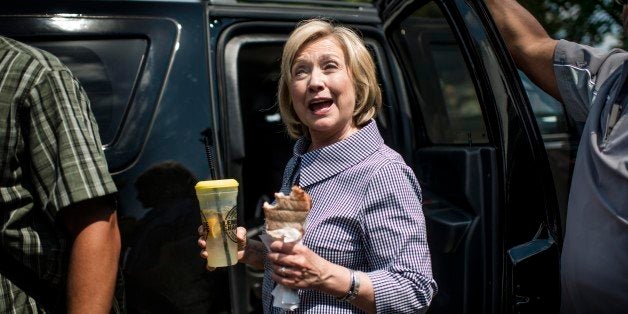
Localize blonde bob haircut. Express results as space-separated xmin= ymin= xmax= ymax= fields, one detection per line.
xmin=278 ymin=19 xmax=382 ymax=139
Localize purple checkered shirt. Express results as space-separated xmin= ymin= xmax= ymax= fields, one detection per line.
xmin=262 ymin=120 xmax=437 ymax=313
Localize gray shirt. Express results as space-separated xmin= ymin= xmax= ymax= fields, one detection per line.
xmin=554 ymin=39 xmax=628 ymax=313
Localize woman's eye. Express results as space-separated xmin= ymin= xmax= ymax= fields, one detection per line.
xmin=323 ymin=62 xmax=338 ymax=70
xmin=293 ymin=67 xmax=307 ymax=77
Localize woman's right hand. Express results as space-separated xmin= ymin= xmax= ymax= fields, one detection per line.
xmin=198 ymin=225 xmax=248 ymax=270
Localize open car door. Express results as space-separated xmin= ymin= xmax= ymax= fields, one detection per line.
xmin=375 ymin=0 xmax=562 ymax=312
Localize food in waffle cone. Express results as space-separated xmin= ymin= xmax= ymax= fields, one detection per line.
xmin=263 ymin=186 xmax=311 ymax=233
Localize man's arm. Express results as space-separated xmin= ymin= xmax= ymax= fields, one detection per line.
xmin=485 ymin=0 xmax=561 ymax=101
xmin=61 ymin=196 xmax=120 ymax=314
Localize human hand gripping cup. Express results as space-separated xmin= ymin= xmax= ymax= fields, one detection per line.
xmin=198 ymin=225 xmax=247 ymax=271
xmin=195 ymin=179 xmax=240 ymax=268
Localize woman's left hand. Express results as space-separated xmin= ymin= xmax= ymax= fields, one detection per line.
xmin=267 ymin=239 xmax=347 ymax=296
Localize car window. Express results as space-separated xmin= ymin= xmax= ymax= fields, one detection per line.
xmin=27 ymin=39 xmax=147 ymax=146
xmin=519 ymin=71 xmax=575 ymax=232
xmin=519 ymin=71 xmax=569 ymax=135
xmin=391 ymin=2 xmax=488 ymax=145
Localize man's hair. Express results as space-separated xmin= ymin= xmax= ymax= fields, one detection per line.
xmin=278 ymin=19 xmax=382 ymax=139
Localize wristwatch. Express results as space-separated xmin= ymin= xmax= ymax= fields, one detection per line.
xmin=337 ymin=270 xmax=361 ymax=302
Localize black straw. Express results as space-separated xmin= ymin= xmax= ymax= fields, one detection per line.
xmin=199 ymin=127 xmax=232 ymax=266
xmin=200 ymin=128 xmax=217 ymax=180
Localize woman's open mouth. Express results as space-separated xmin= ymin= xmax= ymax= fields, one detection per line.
xmin=308 ymin=98 xmax=333 ymax=114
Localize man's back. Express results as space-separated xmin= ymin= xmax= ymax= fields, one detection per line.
xmin=0 ymin=35 xmax=120 ymax=312
xmin=553 ymin=40 xmax=628 ymax=313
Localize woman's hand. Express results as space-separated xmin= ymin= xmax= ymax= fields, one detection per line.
xmin=197 ymin=225 xmax=247 ymax=270
xmin=267 ymin=240 xmax=348 ymax=297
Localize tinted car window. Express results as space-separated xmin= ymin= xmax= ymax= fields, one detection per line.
xmin=520 ymin=71 xmax=569 ymax=135
xmin=431 ymin=43 xmax=486 ymax=144
xmin=395 ymin=2 xmax=488 ymax=145
xmin=28 ymin=39 xmax=147 ymax=146
xmin=520 ymin=71 xmax=575 ymax=233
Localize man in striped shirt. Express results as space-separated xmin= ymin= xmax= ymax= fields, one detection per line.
xmin=0 ymin=36 xmax=122 ymax=313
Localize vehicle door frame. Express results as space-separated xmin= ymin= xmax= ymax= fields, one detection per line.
xmin=375 ymin=0 xmax=562 ymax=312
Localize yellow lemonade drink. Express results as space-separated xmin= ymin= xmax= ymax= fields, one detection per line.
xmin=195 ymin=179 xmax=239 ymax=268
xmin=202 ymin=210 xmax=238 ymax=267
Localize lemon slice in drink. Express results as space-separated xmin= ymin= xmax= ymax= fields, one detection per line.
xmin=205 ymin=215 xmax=221 ymax=239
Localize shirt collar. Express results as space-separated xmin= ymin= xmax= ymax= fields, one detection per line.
xmin=292 ymin=119 xmax=384 ymax=187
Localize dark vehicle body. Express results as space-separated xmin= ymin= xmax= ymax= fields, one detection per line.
xmin=1 ymin=0 xmax=575 ymax=313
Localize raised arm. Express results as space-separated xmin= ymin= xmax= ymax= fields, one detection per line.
xmin=485 ymin=0 xmax=561 ymax=101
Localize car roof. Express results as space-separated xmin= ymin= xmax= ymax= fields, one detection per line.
xmin=210 ymin=0 xmax=372 ymax=8
xmin=73 ymin=0 xmax=372 ymax=7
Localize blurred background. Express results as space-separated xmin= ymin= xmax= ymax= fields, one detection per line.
xmin=520 ymin=0 xmax=626 ymax=50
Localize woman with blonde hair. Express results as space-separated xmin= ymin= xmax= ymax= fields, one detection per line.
xmin=200 ymin=19 xmax=436 ymax=313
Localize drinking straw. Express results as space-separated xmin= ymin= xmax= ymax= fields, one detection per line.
xmin=200 ymin=128 xmax=232 ymax=266
xmin=200 ymin=128 xmax=217 ymax=180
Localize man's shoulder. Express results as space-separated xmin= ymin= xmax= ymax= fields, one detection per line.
xmin=0 ymin=36 xmax=68 ymax=73
xmin=555 ymin=39 xmax=628 ymax=78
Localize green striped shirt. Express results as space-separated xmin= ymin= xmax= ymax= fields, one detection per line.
xmin=0 ymin=36 xmax=117 ymax=312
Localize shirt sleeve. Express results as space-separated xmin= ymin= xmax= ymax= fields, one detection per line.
xmin=553 ymin=39 xmax=626 ymax=124
xmin=25 ymin=68 xmax=117 ymax=218
xmin=359 ymin=161 xmax=437 ymax=313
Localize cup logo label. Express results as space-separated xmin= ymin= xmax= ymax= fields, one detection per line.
xmin=200 ymin=205 xmax=237 ymax=243
xmin=225 ymin=205 xmax=237 ymax=242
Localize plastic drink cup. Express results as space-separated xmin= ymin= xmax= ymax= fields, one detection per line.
xmin=195 ymin=179 xmax=239 ymax=268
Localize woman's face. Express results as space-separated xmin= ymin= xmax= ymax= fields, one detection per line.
xmin=289 ymin=36 xmax=358 ymax=147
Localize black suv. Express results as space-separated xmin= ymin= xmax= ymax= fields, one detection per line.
xmin=1 ymin=0 xmax=575 ymax=313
